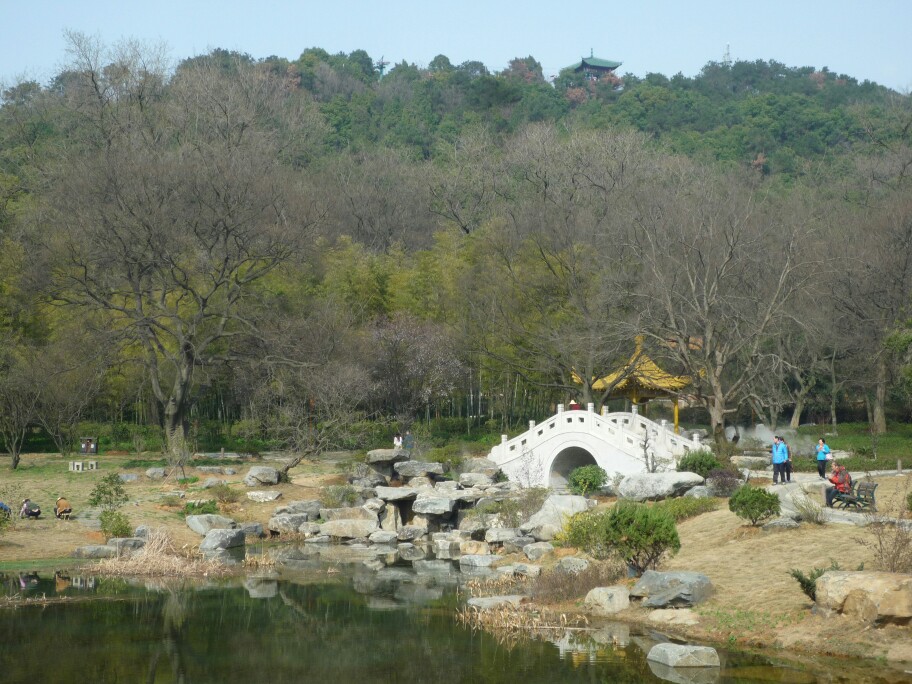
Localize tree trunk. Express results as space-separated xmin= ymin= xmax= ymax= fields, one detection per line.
xmin=872 ymin=355 xmax=888 ymax=434
xmin=789 ymin=394 xmax=806 ymax=429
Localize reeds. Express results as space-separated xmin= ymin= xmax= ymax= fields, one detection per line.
xmin=456 ymin=603 xmax=589 ymax=647
xmin=94 ymin=528 xmax=234 ymax=578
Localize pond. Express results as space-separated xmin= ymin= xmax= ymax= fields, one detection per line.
xmin=0 ymin=559 xmax=902 ymax=683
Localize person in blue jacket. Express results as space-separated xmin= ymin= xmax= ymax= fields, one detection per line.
xmin=771 ymin=435 xmax=789 ymax=485
xmin=815 ymin=438 xmax=831 ymax=478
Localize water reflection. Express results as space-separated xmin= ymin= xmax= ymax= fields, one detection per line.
xmin=0 ymin=563 xmax=902 ymax=683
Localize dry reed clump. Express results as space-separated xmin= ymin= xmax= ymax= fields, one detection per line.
xmin=461 ymin=573 xmax=531 ymax=598
xmin=792 ymin=491 xmax=826 ymax=525
xmin=530 ymin=560 xmax=625 ymax=604
xmin=857 ymin=480 xmax=912 ymax=573
xmin=93 ymin=528 xmax=233 ymax=578
xmin=456 ymin=603 xmax=589 ymax=647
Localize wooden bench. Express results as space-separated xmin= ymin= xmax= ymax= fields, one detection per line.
xmin=833 ymin=481 xmax=878 ymax=512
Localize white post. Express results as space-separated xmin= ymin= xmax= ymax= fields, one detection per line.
xmin=631 ymin=405 xmax=638 ymax=416
xmin=587 ymin=402 xmax=595 ymax=413
xmin=601 ymin=406 xmax=608 ymax=416
xmin=693 ymin=432 xmax=701 ymax=445
xmin=528 ymin=420 xmax=536 ymax=430
xmin=557 ymin=403 xmax=564 ymax=414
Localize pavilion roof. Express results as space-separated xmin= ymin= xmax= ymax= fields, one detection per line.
xmin=575 ymin=338 xmax=691 ymax=398
xmin=568 ymin=56 xmax=623 ymax=71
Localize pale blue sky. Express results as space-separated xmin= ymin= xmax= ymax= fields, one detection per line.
xmin=2 ymin=0 xmax=910 ymax=92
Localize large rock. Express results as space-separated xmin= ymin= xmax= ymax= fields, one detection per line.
xmin=381 ymin=503 xmax=402 ymax=531
xmin=460 ymin=554 xmax=497 ymax=568
xmin=268 ymin=514 xmax=314 ymax=534
xmin=243 ymin=466 xmax=280 ymax=487
xmin=320 ymin=507 xmax=378 ymax=522
xmin=319 ymin=519 xmax=378 ymax=539
xmin=619 ymin=472 xmax=705 ymax=502
xmin=646 ymin=643 xmax=720 ymax=668
xmin=394 ymin=461 xmax=445 ymax=478
xmin=630 ymin=571 xmax=714 ymax=608
xmin=108 ymin=537 xmax=146 ymax=555
xmin=462 ymin=458 xmax=500 ymax=477
xmin=369 ymin=530 xmax=398 ymax=544
xmin=466 ymin=595 xmax=525 ymax=610
xmin=199 ymin=528 xmax=245 ymax=551
xmin=374 ymin=486 xmax=418 ymax=501
xmin=145 ymin=467 xmax=167 ymax=480
xmin=397 ymin=524 xmax=426 ymax=542
xmin=557 ymin=557 xmax=589 ymax=575
xmin=459 ymin=472 xmax=493 ymax=488
xmin=412 ymin=492 xmax=455 ymax=515
xmin=484 ymin=527 xmax=520 ymax=544
xmin=460 ymin=540 xmax=490 ymax=556
xmin=366 ymin=448 xmax=410 ymax=465
xmin=816 ymin=570 xmax=912 ymax=623
xmin=274 ymin=500 xmax=322 ymax=519
xmin=520 ymin=495 xmax=593 ymax=541
xmin=524 ymin=542 xmax=554 ymax=561
xmin=186 ymin=514 xmax=236 ymax=536
xmin=585 ymin=586 xmax=630 ymax=615
xmin=72 ymin=545 xmax=117 ymax=559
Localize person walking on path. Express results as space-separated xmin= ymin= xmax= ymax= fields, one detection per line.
xmin=771 ymin=435 xmax=789 ymax=485
xmin=815 ymin=438 xmax=831 ymax=478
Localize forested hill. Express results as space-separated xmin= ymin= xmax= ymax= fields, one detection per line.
xmin=176 ymin=48 xmax=903 ymax=175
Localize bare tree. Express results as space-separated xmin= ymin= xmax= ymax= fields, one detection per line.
xmin=36 ymin=35 xmax=320 ymax=451
xmin=0 ymin=337 xmax=41 ymax=469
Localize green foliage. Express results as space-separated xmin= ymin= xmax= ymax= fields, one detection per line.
xmin=568 ymin=465 xmax=608 ymax=496
xmin=907 ymin=491 xmax=912 ymax=513
xmin=183 ymin=500 xmax=218 ymax=516
xmin=210 ymin=484 xmax=240 ymax=504
xmin=728 ymin=485 xmax=781 ymax=526
xmin=88 ymin=473 xmax=129 ymax=512
xmin=177 ymin=476 xmax=199 ymax=486
xmin=705 ymin=468 xmax=743 ymax=497
xmin=320 ymin=485 xmax=360 ymax=509
xmin=99 ymin=510 xmax=132 ymax=539
xmin=424 ymin=443 xmax=464 ymax=474
xmin=560 ymin=503 xmax=681 ymax=575
xmin=655 ymin=496 xmax=719 ymax=522
xmin=677 ymin=450 xmax=722 ymax=478
xmin=790 ymin=561 xmax=842 ymax=601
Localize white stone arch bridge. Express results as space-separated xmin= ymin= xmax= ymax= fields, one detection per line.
xmin=488 ymin=404 xmax=705 ymax=488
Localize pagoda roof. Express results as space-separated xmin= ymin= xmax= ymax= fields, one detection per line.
xmin=568 ymin=56 xmax=623 ymax=71
xmin=574 ymin=338 xmax=691 ymax=398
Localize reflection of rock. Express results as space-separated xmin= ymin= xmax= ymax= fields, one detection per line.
xmin=590 ymin=623 xmax=630 ymax=647
xmin=366 ymin=596 xmax=403 ymax=611
xmin=397 ymin=543 xmax=426 ymax=562
xmin=413 ymin=560 xmax=454 ymax=575
xmin=201 ymin=546 xmax=246 ymax=565
xmin=647 ymin=660 xmax=721 ymax=684
xmin=244 ymin=577 xmax=278 ymax=599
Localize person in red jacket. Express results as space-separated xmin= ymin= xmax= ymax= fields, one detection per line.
xmin=825 ymin=462 xmax=852 ymax=507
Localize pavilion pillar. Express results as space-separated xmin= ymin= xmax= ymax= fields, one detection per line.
xmin=674 ymin=402 xmax=680 ymax=434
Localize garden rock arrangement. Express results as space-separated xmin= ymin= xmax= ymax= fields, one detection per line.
xmin=815 ymin=571 xmax=912 ymax=624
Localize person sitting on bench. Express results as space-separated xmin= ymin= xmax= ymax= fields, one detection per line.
xmin=825 ymin=462 xmax=852 ymax=507
xmin=54 ymin=497 xmax=73 ymax=520
xmin=20 ymin=498 xmax=41 ymax=519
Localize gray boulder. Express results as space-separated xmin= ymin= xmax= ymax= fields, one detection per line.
xmin=459 ymin=472 xmax=493 ymax=488
xmin=646 ymin=643 xmax=720 ymax=668
xmin=556 ymin=557 xmax=589 ymax=575
xmin=374 ymin=486 xmax=418 ymax=501
xmin=520 ymin=495 xmax=593 ymax=541
xmin=186 ymin=514 xmax=236 ymax=536
xmin=466 ymin=595 xmax=525 ymax=610
xmin=683 ymin=486 xmax=713 ymax=499
xmin=107 ymin=537 xmax=146 ymax=555
xmin=585 ymin=586 xmax=630 ymax=615
xmin=397 ymin=525 xmax=427 ymax=542
xmin=243 ymin=466 xmax=280 ymax=487
xmin=274 ymin=500 xmax=321 ymax=518
xmin=459 ymin=554 xmax=497 ymax=568
xmin=201 ymin=478 xmax=225 ymax=489
xmin=200 ymin=528 xmax=245 ymax=551
xmin=631 ymin=570 xmax=714 ymax=608
xmin=394 ymin=461 xmax=445 ymax=478
xmin=412 ymin=492 xmax=455 ymax=515
xmin=461 ymin=458 xmax=500 ymax=477
xmin=145 ymin=467 xmax=167 ymax=479
xmin=319 ymin=518 xmax=378 ymax=539
xmin=484 ymin=527 xmax=520 ymax=544
xmin=366 ymin=448 xmax=410 ymax=465
xmin=268 ymin=514 xmax=314 ymax=533
xmin=369 ymin=530 xmax=398 ymax=544
xmin=524 ymin=542 xmax=554 ymax=561
xmin=320 ymin=507 xmax=377 ymax=522
xmin=247 ymin=490 xmax=282 ymax=502
xmin=619 ymin=472 xmax=705 ymax=502
xmin=72 ymin=545 xmax=117 ymax=559
xmin=119 ymin=473 xmax=139 ymax=483
xmin=237 ymin=522 xmax=265 ymax=538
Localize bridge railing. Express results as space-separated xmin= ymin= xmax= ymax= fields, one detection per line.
xmin=488 ymin=403 xmax=703 ymax=468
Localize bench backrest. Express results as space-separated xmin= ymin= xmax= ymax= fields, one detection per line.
xmin=856 ymin=482 xmax=877 ymax=498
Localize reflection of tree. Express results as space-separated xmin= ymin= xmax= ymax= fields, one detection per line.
xmin=146 ymin=588 xmax=190 ymax=684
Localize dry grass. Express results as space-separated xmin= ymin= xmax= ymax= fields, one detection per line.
xmin=530 ymin=561 xmax=625 ymax=604
xmin=461 ymin=573 xmax=531 ymax=598
xmin=93 ymin=528 xmax=233 ymax=578
xmin=456 ymin=603 xmax=589 ymax=648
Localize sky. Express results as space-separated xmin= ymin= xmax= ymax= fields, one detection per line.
xmin=2 ymin=0 xmax=910 ymax=92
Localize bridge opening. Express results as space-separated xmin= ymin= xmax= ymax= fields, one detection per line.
xmin=549 ymin=447 xmax=597 ymax=489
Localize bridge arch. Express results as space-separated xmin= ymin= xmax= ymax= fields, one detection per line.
xmin=548 ymin=446 xmax=597 ymax=488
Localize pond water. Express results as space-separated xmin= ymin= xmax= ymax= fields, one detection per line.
xmin=0 ymin=560 xmax=903 ymax=683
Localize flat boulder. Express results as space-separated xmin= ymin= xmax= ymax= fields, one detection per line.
xmin=72 ymin=545 xmax=117 ymax=559
xmin=394 ymin=461 xmax=445 ymax=478
xmin=319 ymin=518 xmax=378 ymax=539
xmin=268 ymin=514 xmax=313 ymax=534
xmin=619 ymin=472 xmax=705 ymax=502
xmin=366 ymin=448 xmax=410 ymax=465
xmin=374 ymin=486 xmax=418 ymax=501
xmin=466 ymin=595 xmax=525 ymax=610
xmin=145 ymin=467 xmax=167 ymax=480
xmin=646 ymin=643 xmax=720 ymax=668
xmin=461 ymin=458 xmax=500 ymax=477
xmin=247 ymin=491 xmax=282 ymax=503
xmin=186 ymin=514 xmax=237 ymax=536
xmin=524 ymin=542 xmax=553 ymax=561
xmin=200 ymin=528 xmax=245 ymax=551
xmin=412 ymin=492 xmax=455 ymax=515
xmin=459 ymin=472 xmax=493 ymax=488
xmin=320 ymin=507 xmax=377 ymax=522
xmin=274 ymin=500 xmax=321 ymax=519
xmin=631 ymin=570 xmax=713 ymax=608
xmin=243 ymin=466 xmax=280 ymax=487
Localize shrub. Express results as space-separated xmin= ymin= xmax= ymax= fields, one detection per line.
xmin=568 ymin=465 xmax=608 ymax=496
xmin=728 ymin=485 xmax=781 ymax=526
xmin=705 ymin=468 xmax=742 ymax=497
xmin=561 ymin=502 xmax=680 ymax=575
xmin=320 ymin=485 xmax=360 ymax=509
xmin=790 ymin=561 xmax=841 ymax=602
xmin=677 ymin=450 xmax=722 ymax=478
xmin=178 ymin=476 xmax=199 ymax=486
xmin=656 ymin=496 xmax=719 ymax=522
xmin=792 ymin=492 xmax=825 ymax=525
xmin=466 ymin=487 xmax=549 ymax=528
xmin=907 ymin=491 xmax=912 ymax=513
xmin=183 ymin=500 xmax=218 ymax=516
xmin=531 ymin=561 xmax=626 ymax=603
xmin=99 ymin=510 xmax=133 ymax=539
xmin=88 ymin=473 xmax=129 ymax=512
xmin=210 ymin=484 xmax=240 ymax=504
xmin=425 ymin=443 xmax=464 ymax=474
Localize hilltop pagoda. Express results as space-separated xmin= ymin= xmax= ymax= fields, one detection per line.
xmin=567 ymin=52 xmax=622 ymax=81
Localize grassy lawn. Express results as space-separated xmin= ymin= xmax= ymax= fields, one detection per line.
xmin=791 ymin=422 xmax=912 ymax=472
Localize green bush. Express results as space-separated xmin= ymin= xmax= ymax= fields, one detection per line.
xmin=88 ymin=473 xmax=129 ymax=512
xmin=728 ymin=485 xmax=781 ymax=526
xmin=677 ymin=450 xmax=722 ymax=478
xmin=99 ymin=510 xmax=133 ymax=539
xmin=425 ymin=443 xmax=464 ymax=474
xmin=470 ymin=487 xmax=550 ymax=527
xmin=568 ymin=465 xmax=608 ymax=496
xmin=790 ymin=561 xmax=846 ymax=601
xmin=561 ymin=502 xmax=680 ymax=575
xmin=907 ymin=491 xmax=912 ymax=513
xmin=210 ymin=484 xmax=240 ymax=504
xmin=655 ymin=496 xmax=719 ymax=522
xmin=183 ymin=500 xmax=218 ymax=516
xmin=320 ymin=485 xmax=360 ymax=508
xmin=177 ymin=476 xmax=199 ymax=486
